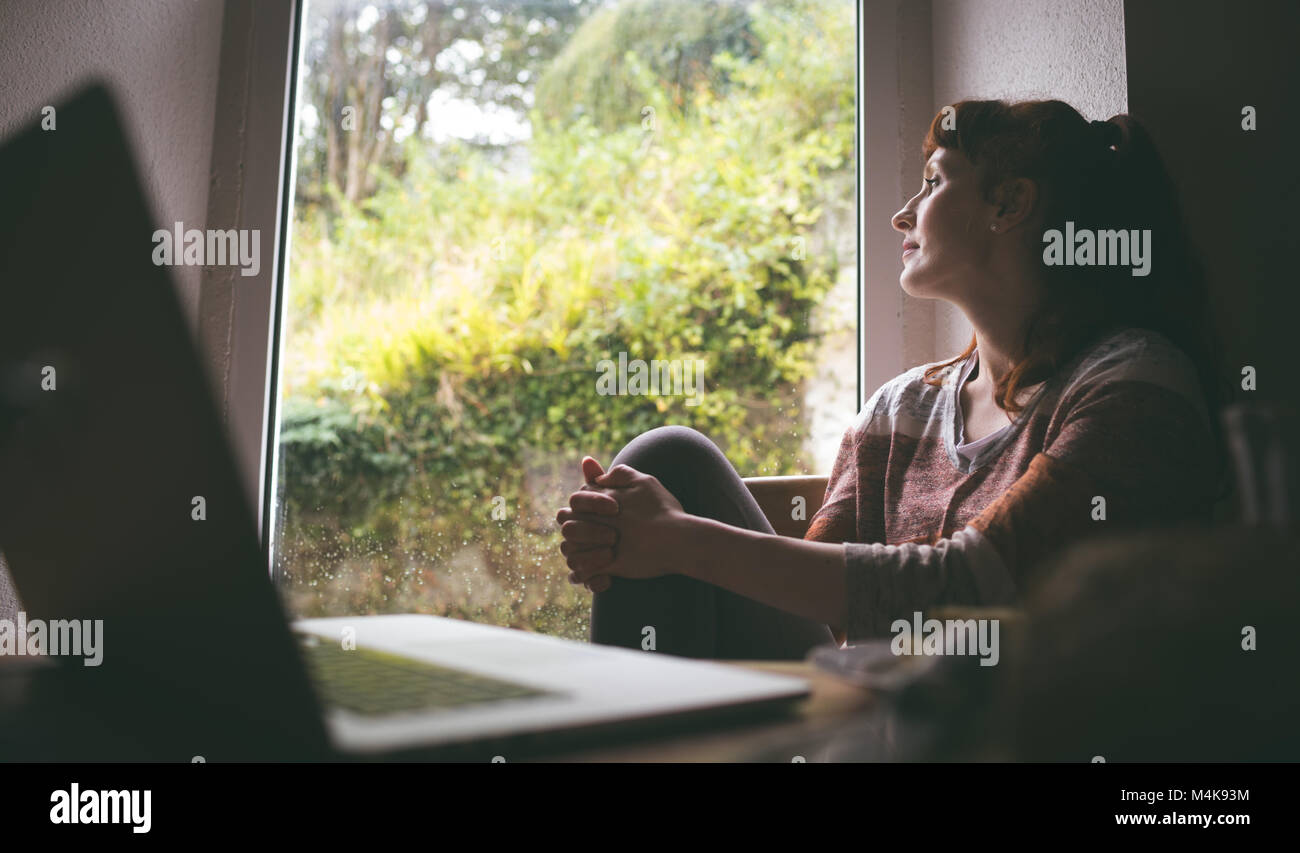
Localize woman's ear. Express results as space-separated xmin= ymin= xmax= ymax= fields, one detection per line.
xmin=990 ymin=177 xmax=1038 ymax=231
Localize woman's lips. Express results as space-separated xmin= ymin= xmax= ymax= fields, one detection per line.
xmin=902 ymin=246 xmax=918 ymax=260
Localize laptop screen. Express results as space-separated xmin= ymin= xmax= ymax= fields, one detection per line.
xmin=0 ymin=83 xmax=330 ymax=760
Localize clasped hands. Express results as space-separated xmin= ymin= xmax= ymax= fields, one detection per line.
xmin=555 ymin=456 xmax=691 ymax=591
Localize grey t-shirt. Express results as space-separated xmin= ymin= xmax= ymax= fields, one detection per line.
xmin=953 ymin=350 xmax=1013 ymax=463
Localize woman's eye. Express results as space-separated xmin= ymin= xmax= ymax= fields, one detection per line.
xmin=923 ymin=176 xmax=939 ymax=188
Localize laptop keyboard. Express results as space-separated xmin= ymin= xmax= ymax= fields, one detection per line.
xmin=297 ymin=634 xmax=556 ymax=716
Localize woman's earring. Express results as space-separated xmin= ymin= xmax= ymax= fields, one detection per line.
xmin=990 ymin=223 xmax=998 ymax=232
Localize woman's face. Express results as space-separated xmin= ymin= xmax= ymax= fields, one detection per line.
xmin=892 ymin=147 xmax=998 ymax=303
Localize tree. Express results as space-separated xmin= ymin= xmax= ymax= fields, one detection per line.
xmin=534 ymin=0 xmax=759 ymax=132
xmin=298 ymin=0 xmax=601 ymax=208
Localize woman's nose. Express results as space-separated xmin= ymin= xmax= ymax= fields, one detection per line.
xmin=892 ymin=205 xmax=914 ymax=233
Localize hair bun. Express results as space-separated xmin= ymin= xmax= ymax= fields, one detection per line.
xmin=1090 ymin=118 xmax=1121 ymax=153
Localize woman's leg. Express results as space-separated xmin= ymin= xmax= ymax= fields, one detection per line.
xmin=588 ymin=425 xmax=835 ymax=660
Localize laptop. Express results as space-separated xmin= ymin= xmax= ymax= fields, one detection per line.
xmin=0 ymin=83 xmax=809 ymax=761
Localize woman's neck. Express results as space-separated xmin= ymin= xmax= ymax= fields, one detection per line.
xmin=968 ymin=334 xmax=1018 ymax=390
xmin=958 ymin=259 xmax=1045 ymax=390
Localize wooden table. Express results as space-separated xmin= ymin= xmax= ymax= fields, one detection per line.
xmin=0 ymin=658 xmax=915 ymax=762
xmin=536 ymin=661 xmax=905 ymax=762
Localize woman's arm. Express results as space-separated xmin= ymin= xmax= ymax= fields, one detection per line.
xmin=681 ymin=515 xmax=849 ymax=628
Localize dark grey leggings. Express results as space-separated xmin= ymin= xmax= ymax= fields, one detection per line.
xmin=589 ymin=425 xmax=835 ymax=660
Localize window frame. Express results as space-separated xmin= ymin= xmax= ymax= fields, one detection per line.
xmin=261 ymin=0 xmax=306 ymax=585
xmin=200 ymin=0 xmax=302 ymax=583
xmin=241 ymin=0 xmax=927 ymax=580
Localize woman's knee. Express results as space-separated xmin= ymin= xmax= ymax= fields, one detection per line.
xmin=627 ymin=424 xmax=712 ymax=451
xmin=612 ymin=425 xmax=722 ymax=477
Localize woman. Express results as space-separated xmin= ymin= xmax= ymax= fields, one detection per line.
xmin=555 ymin=99 xmax=1231 ymax=660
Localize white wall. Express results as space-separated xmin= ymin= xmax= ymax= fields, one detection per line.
xmin=0 ymin=0 xmax=228 ymax=620
xmin=0 ymin=0 xmax=226 ymax=323
xmin=928 ymin=0 xmax=1129 ymax=358
xmin=861 ymin=0 xmax=938 ymax=403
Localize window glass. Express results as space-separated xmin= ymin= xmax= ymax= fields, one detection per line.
xmin=273 ymin=0 xmax=858 ymax=640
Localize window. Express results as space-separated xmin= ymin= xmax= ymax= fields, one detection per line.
xmin=269 ymin=0 xmax=860 ymax=640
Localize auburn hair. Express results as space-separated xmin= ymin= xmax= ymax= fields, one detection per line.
xmin=918 ymin=100 xmax=1231 ymax=481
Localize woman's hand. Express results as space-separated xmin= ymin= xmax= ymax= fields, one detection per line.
xmin=556 ymin=457 xmax=691 ymax=588
xmin=557 ymin=457 xmax=620 ymax=593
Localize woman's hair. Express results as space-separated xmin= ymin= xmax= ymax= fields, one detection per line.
xmin=919 ymin=99 xmax=1232 ymax=492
